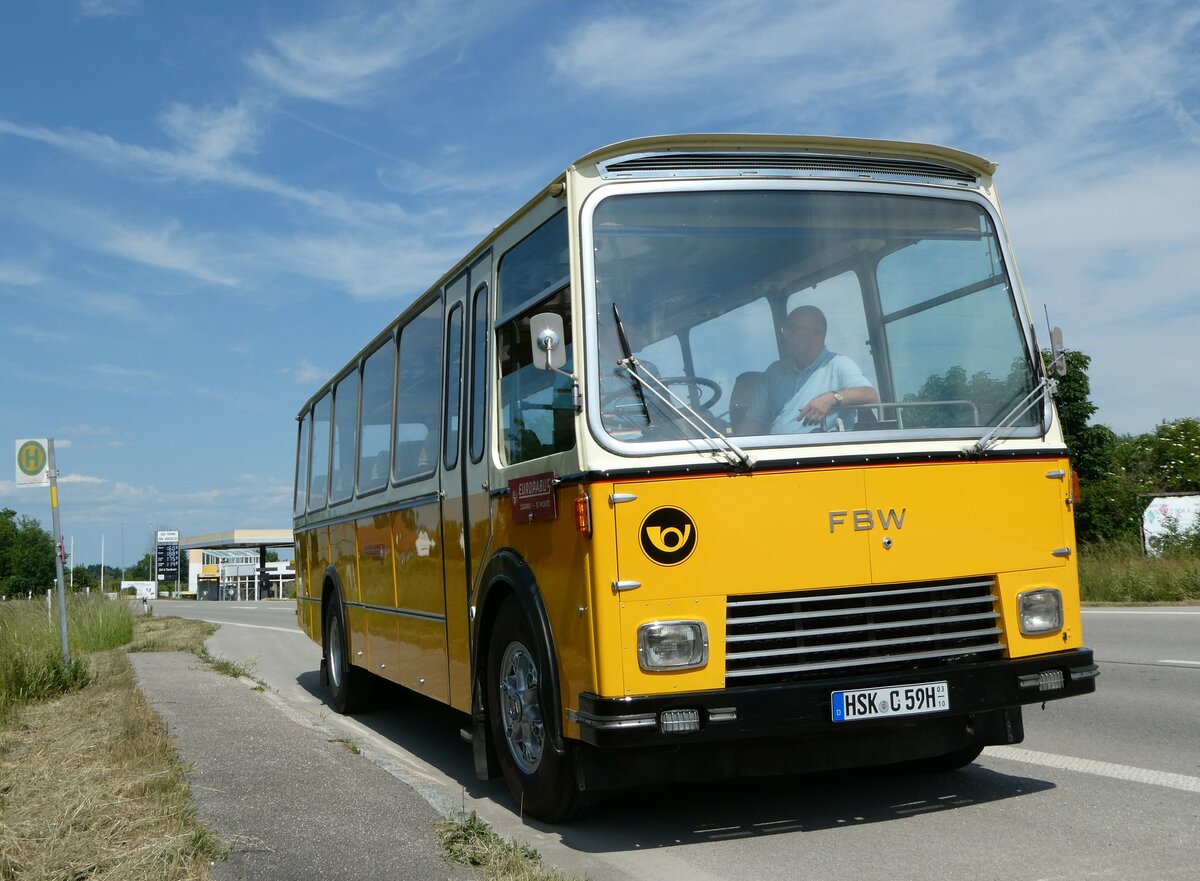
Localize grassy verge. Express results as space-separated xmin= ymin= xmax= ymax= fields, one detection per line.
xmin=1079 ymin=544 xmax=1200 ymax=604
xmin=0 ymin=604 xmax=221 ymax=881
xmin=438 ymin=811 xmax=579 ymax=881
xmin=0 ymin=594 xmax=133 ymax=724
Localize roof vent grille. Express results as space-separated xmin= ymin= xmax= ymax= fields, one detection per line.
xmin=598 ymin=152 xmax=978 ymax=184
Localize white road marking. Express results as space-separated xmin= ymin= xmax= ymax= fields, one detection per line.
xmin=198 ymin=620 xmax=305 ymax=635
xmin=987 ymin=746 xmax=1200 ymax=794
xmin=1158 ymin=659 xmax=1200 ymax=668
xmin=1082 ymin=609 xmax=1200 ymax=615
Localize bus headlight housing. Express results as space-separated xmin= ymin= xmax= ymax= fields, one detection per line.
xmin=637 ymin=621 xmax=708 ymax=671
xmin=1018 ymin=588 xmax=1063 ymax=635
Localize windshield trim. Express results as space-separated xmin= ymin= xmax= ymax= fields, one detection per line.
xmin=579 ymin=178 xmax=1046 ymax=461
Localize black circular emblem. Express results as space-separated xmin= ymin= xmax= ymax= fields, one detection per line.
xmin=639 ymin=507 xmax=697 ymax=566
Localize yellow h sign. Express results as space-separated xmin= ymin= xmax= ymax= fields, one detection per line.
xmin=15 ymin=438 xmax=50 ymax=486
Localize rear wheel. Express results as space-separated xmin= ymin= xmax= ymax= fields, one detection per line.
xmin=486 ymin=598 xmax=580 ymax=822
xmin=324 ymin=595 xmax=369 ymax=714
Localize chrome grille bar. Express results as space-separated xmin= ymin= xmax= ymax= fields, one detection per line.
xmin=725 ymin=612 xmax=1001 ymax=644
xmin=725 ymin=577 xmax=1003 ymax=684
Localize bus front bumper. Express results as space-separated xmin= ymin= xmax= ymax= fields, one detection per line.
xmin=570 ymin=649 xmax=1097 ymax=749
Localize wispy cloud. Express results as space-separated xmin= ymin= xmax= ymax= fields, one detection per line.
xmin=258 ymin=231 xmax=458 ymax=299
xmin=552 ymin=0 xmax=967 ymax=104
xmin=246 ymin=0 xmax=497 ymax=104
xmin=10 ymin=324 xmax=69 ymax=344
xmin=79 ymin=0 xmax=140 ymax=18
xmin=0 ymin=261 xmax=43 ymax=286
xmin=100 ymin=219 xmax=238 ymax=286
xmin=0 ymin=114 xmax=407 ymax=226
xmin=91 ymin=363 xmax=167 ymax=381
xmin=282 ymin=359 xmax=329 ymax=384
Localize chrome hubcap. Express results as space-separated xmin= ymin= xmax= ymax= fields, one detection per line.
xmin=328 ymin=614 xmax=343 ymax=688
xmin=498 ymin=641 xmax=544 ymax=774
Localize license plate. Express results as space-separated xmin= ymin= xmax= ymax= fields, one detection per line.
xmin=831 ymin=681 xmax=949 ymax=722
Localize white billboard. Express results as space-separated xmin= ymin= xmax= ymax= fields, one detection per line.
xmin=123 ymin=580 xmax=158 ymax=600
xmin=1142 ymin=495 xmax=1200 ymax=556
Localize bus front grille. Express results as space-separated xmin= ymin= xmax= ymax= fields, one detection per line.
xmin=725 ymin=578 xmax=1003 ymax=684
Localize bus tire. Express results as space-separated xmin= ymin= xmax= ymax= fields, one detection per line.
xmin=486 ymin=597 xmax=580 ymax=822
xmin=325 ymin=594 xmax=369 ymax=715
xmin=916 ymin=743 xmax=984 ymax=772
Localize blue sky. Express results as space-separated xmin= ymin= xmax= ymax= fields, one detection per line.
xmin=1 ymin=0 xmax=1197 ymax=566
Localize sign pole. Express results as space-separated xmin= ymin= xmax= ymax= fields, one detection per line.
xmin=47 ymin=440 xmax=70 ymax=666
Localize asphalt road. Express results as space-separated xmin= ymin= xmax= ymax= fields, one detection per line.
xmin=150 ymin=599 xmax=1200 ymax=881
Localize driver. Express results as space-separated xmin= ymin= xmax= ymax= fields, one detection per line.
xmin=741 ymin=305 xmax=879 ymax=434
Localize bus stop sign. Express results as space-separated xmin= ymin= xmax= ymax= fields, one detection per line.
xmin=15 ymin=439 xmax=50 ymax=486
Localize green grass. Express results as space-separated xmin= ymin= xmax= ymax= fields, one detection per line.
xmin=1079 ymin=543 xmax=1200 ymax=604
xmin=437 ymin=812 xmax=577 ymax=881
xmin=0 ymin=594 xmax=135 ymax=723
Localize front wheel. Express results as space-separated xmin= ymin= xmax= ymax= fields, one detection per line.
xmin=486 ymin=598 xmax=580 ymax=822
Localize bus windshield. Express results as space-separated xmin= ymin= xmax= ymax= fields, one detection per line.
xmin=589 ymin=188 xmax=1039 ymax=448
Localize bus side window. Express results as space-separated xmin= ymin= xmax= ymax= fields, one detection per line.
xmin=308 ymin=392 xmax=332 ymax=511
xmin=496 ymin=286 xmax=575 ymax=465
xmin=357 ymin=337 xmax=395 ymax=495
xmin=394 ymin=299 xmax=443 ymax=484
xmin=329 ymin=371 xmax=359 ymax=505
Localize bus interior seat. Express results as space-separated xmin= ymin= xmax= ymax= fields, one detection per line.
xmin=728 ymin=370 xmax=765 ymax=433
xmin=361 ymin=450 xmax=389 ymax=484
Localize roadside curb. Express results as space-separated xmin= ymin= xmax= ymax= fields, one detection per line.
xmin=130 ymin=652 xmax=470 ymax=881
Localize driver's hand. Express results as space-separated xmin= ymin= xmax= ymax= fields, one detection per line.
xmin=798 ymin=392 xmax=836 ymax=425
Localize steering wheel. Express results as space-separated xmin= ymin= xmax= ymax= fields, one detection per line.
xmin=602 ymin=375 xmax=722 ymax=412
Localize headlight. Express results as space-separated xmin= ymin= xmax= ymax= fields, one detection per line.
xmin=637 ymin=621 xmax=708 ymax=671
xmin=1018 ymin=588 xmax=1063 ymax=635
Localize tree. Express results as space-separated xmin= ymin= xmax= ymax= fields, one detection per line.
xmin=125 ymin=553 xmax=154 ymax=581
xmin=1149 ymin=417 xmax=1200 ymax=492
xmin=1047 ymin=351 xmax=1149 ymax=547
xmin=0 ymin=508 xmax=56 ymax=598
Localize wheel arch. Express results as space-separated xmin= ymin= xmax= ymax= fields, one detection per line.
xmin=472 ymin=548 xmax=566 ymax=753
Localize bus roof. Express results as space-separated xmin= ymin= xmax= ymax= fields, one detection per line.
xmin=571 ymin=133 xmax=997 ymax=180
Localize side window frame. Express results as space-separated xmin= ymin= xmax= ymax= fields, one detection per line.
xmin=393 ymin=297 xmax=443 ymax=486
xmin=328 ymin=369 xmax=360 ymax=506
xmin=307 ymin=391 xmax=332 ymax=513
xmin=355 ymin=333 xmax=397 ymax=498
xmin=293 ymin=410 xmax=311 ymax=518
xmin=469 ymin=282 xmax=489 ymax=464
xmin=443 ymin=302 xmax=465 ymax=471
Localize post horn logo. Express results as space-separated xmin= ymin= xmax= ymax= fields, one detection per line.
xmin=639 ymin=507 xmax=697 ymax=566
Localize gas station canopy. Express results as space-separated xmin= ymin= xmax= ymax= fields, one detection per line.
xmin=179 ymin=529 xmax=293 ymax=551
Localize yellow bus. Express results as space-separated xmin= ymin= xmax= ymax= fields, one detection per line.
xmin=293 ymin=134 xmax=1097 ymax=821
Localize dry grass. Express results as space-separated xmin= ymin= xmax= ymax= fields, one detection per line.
xmin=0 ymin=616 xmax=222 ymax=881
xmin=126 ymin=615 xmax=215 ymax=654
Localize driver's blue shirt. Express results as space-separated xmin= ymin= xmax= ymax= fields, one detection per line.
xmin=746 ymin=348 xmax=873 ymax=433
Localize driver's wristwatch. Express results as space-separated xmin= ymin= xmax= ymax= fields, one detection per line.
xmin=832 ymin=391 xmax=844 ymax=404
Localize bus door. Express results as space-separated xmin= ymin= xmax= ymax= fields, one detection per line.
xmin=441 ymin=251 xmax=493 ymax=712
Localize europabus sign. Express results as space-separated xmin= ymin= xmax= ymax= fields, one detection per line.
xmin=508 ymin=471 xmax=557 ymax=523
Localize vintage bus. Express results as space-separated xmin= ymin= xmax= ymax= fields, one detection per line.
xmin=293 ymin=134 xmax=1097 ymax=821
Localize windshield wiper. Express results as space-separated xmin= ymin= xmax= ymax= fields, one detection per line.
xmin=615 ymin=358 xmax=754 ymax=471
xmin=611 ymin=304 xmax=651 ymax=426
xmin=965 ymin=377 xmax=1055 ymax=455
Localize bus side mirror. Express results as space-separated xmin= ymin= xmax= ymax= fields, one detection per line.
xmin=529 ymin=312 xmax=567 ymax=371
xmin=1049 ymin=327 xmax=1067 ymax=377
